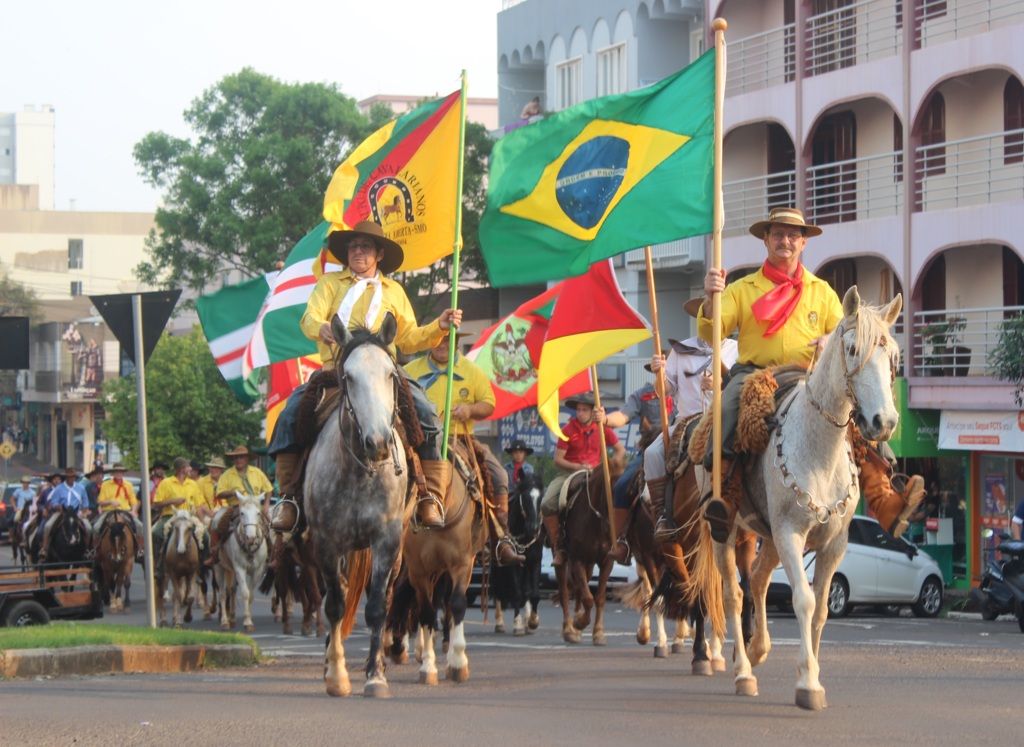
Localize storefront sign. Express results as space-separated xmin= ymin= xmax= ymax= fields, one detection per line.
xmin=939 ymin=410 xmax=1024 ymax=452
xmin=890 ymin=379 xmax=941 ymax=457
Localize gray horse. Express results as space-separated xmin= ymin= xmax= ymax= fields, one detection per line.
xmin=306 ymin=313 xmax=409 ymax=698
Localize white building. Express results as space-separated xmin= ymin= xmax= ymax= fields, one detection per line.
xmin=0 ymin=105 xmax=55 ymax=210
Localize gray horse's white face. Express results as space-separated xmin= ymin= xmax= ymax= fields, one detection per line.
xmin=343 ymin=343 xmax=397 ymax=462
xmin=840 ymin=288 xmax=901 ymax=442
xmin=237 ymin=498 xmax=262 ymax=543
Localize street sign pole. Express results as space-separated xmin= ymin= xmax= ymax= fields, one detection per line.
xmin=133 ymin=295 xmax=156 ymax=629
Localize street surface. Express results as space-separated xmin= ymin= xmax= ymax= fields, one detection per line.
xmin=2 ymin=561 xmax=1022 ymax=745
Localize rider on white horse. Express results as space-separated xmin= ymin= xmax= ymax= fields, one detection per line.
xmin=696 ymin=207 xmax=924 ymax=542
xmin=151 ymin=457 xmax=203 ymax=578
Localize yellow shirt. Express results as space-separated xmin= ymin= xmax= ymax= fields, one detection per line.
xmin=215 ymin=466 xmax=273 ymax=506
xmin=152 ymin=476 xmax=203 ymax=518
xmin=697 ymin=266 xmax=843 ymax=368
xmin=97 ymin=478 xmax=138 ymax=513
xmin=196 ymin=474 xmax=219 ymax=511
xmin=404 ymin=352 xmax=495 ymax=436
xmin=300 ymin=268 xmax=445 ymax=369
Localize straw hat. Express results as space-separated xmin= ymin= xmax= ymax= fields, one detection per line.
xmin=110 ymin=463 xmax=127 ymax=472
xmin=748 ymin=207 xmax=822 ymax=239
xmin=326 ymin=220 xmax=404 ymax=275
xmin=225 ymin=445 xmax=254 ymax=458
xmin=205 ymin=456 xmax=228 ymax=470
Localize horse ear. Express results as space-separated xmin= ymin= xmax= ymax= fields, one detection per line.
xmin=842 ymin=285 xmax=861 ymax=321
xmin=883 ymin=293 xmax=903 ymax=327
xmin=378 ymin=312 xmax=398 ymax=347
xmin=331 ymin=314 xmax=352 ymax=349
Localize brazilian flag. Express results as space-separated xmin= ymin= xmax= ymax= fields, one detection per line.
xmin=480 ymin=50 xmax=715 ymax=287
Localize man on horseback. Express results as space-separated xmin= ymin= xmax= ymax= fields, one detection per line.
xmin=540 ymin=392 xmax=626 ymax=566
xmin=405 ymin=333 xmax=525 ymax=566
xmin=503 ymin=439 xmax=535 ymax=488
xmin=696 ymin=207 xmax=924 ymax=542
xmin=266 ymin=219 xmax=461 ymax=568
xmin=152 ymin=457 xmax=203 ymax=578
xmin=93 ymin=463 xmax=144 ymax=557
xmin=206 ymin=446 xmax=272 ymax=566
xmin=11 ymin=476 xmax=36 ymax=528
xmin=39 ymin=467 xmax=92 ymax=559
xmin=196 ymin=456 xmax=226 ymax=518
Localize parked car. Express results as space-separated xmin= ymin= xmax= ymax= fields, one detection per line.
xmin=0 ymin=483 xmax=17 ymax=539
xmin=767 ymin=515 xmax=945 ymax=618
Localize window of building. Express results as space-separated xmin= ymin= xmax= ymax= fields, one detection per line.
xmin=894 ymin=113 xmax=904 ymax=182
xmin=918 ymin=0 xmax=947 ymax=23
xmin=597 ymin=43 xmax=626 ymax=97
xmin=819 ymin=258 xmax=857 ymax=299
xmin=920 ymin=92 xmax=945 ymax=176
xmin=1004 ymin=76 xmax=1023 ymax=165
xmin=556 ymin=58 xmax=582 ymax=110
xmin=70 ymin=281 xmax=83 ymax=297
xmin=68 ymin=238 xmax=84 ymax=270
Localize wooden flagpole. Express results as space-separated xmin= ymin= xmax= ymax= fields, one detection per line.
xmin=711 ymin=19 xmax=727 ymax=507
xmin=644 ymin=247 xmax=671 ymax=455
xmin=441 ymin=71 xmax=469 ymax=461
xmin=590 ymin=366 xmax=618 ymax=546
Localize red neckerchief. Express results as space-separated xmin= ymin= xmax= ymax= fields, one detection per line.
xmin=751 ymin=260 xmax=804 ymax=337
xmin=113 ymin=478 xmax=127 ymax=500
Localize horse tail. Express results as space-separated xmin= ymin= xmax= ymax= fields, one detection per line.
xmin=613 ymin=578 xmax=646 ymax=611
xmin=258 ymin=566 xmax=276 ymax=595
xmin=686 ymin=520 xmax=725 ymax=640
xmin=341 ymin=549 xmax=372 ymax=639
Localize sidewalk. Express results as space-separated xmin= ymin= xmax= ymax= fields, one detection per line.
xmin=0 ymin=644 xmax=257 ymax=679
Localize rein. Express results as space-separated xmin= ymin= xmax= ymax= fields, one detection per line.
xmin=233 ymin=508 xmax=264 ymax=557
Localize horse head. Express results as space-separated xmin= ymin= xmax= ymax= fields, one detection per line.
xmin=106 ymin=519 xmax=128 ymax=562
xmin=511 ymin=473 xmax=542 ymax=540
xmin=830 ymin=286 xmax=902 ymax=442
xmin=330 ymin=312 xmax=400 ymax=463
xmin=170 ymin=509 xmax=197 ymax=556
xmin=236 ymin=494 xmax=265 ymax=550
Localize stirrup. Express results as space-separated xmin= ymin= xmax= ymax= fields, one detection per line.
xmin=413 ymin=493 xmax=445 ymax=529
xmin=495 ymin=537 xmax=525 ymax=566
xmin=653 ymin=517 xmax=679 ymax=541
xmin=272 ymin=497 xmax=301 ymax=533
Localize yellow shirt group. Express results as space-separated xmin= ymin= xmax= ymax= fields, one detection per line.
xmin=97 ymin=478 xmax=139 ymax=513
xmin=404 ymin=352 xmax=495 ymax=436
xmin=215 ymin=466 xmax=273 ymax=506
xmin=152 ymin=475 xmax=203 ymax=518
xmin=299 ymin=268 xmax=445 ymax=369
xmin=196 ymin=473 xmax=220 ymax=512
xmin=697 ymin=266 xmax=844 ymax=368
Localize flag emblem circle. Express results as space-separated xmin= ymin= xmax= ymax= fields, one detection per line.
xmin=555 ymin=136 xmax=629 ymax=230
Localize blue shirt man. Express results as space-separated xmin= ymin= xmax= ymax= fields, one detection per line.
xmin=49 ymin=475 xmax=87 ymax=509
xmin=13 ymin=478 xmax=36 ymax=511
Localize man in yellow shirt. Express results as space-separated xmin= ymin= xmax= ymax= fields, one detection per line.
xmin=93 ymin=463 xmax=144 ymax=554
xmin=151 ymin=457 xmax=203 ymax=577
xmin=207 ymin=445 xmax=273 ymax=565
xmin=195 ymin=456 xmax=226 ymax=521
xmin=697 ymin=207 xmax=923 ymax=541
xmin=405 ymin=333 xmax=524 ymax=566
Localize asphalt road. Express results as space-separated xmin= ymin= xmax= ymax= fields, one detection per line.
xmin=2 ymin=561 xmax=1022 ymax=745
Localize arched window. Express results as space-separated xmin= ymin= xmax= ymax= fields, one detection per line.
xmin=1004 ymin=77 xmax=1024 ymax=165
xmin=920 ymin=92 xmax=945 ymax=176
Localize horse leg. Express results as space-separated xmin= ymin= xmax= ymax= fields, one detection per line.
xmin=239 ymin=570 xmax=255 ymax=633
xmin=555 ymin=561 xmax=580 ymax=644
xmin=525 ymin=599 xmax=539 ymax=633
xmin=322 ymin=559 xmax=352 ymax=697
xmin=775 ymin=532 xmax=827 ymax=710
xmin=184 ymin=574 xmax=195 ymax=624
xmin=572 ymin=563 xmax=595 ymax=634
xmin=494 ymin=599 xmax=505 ymax=634
xmin=637 ymin=567 xmax=653 ymax=647
xmin=652 ymin=601 xmax=669 ymax=659
xmin=363 ymin=546 xmax=397 ymax=698
xmin=445 ymin=569 xmax=471 ymax=683
xmin=216 ymin=566 xmax=231 ymax=630
xmin=417 ymin=590 xmax=439 ymax=685
xmin=713 ymin=539 xmax=758 ymax=696
xmin=591 ymin=561 xmax=612 ymax=647
xmin=746 ymin=536 xmax=779 ymax=667
xmin=690 ymin=598 xmax=713 ymax=675
xmin=736 ymin=530 xmax=757 ymax=648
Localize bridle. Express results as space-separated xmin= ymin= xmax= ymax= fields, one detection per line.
xmin=334 ymin=336 xmax=404 ymax=478
xmin=233 ymin=503 xmax=263 ymax=556
xmin=508 ymin=479 xmax=540 ymax=548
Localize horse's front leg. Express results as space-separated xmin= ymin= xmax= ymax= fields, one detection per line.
xmin=238 ymin=570 xmax=255 ymax=633
xmin=494 ymin=599 xmax=505 ymax=634
xmin=446 ymin=564 xmax=472 ymax=683
xmin=572 ymin=562 xmax=594 ymax=633
xmin=416 ymin=588 xmax=439 ymax=685
xmin=363 ymin=538 xmax=398 ymax=698
xmin=776 ymin=531 xmax=827 ymax=710
xmin=690 ymin=605 xmax=712 ymax=676
xmin=216 ymin=566 xmax=232 ymax=630
xmin=713 ymin=537 xmax=758 ymax=696
xmin=672 ymin=615 xmax=692 ymax=654
xmin=121 ymin=567 xmax=132 ymax=613
xmin=591 ymin=559 xmax=613 ymax=647
xmin=637 ymin=566 xmax=653 ymax=647
xmin=747 ymin=536 xmax=779 ymax=667
xmin=555 ymin=559 xmax=580 ymax=644
xmin=322 ymin=557 xmax=351 ymax=697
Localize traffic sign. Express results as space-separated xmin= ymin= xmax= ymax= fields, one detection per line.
xmin=0 ymin=441 xmax=16 ymax=460
xmin=90 ymin=291 xmax=181 ymax=367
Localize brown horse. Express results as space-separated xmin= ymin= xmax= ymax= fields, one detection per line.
xmin=394 ymin=440 xmax=486 ymax=684
xmin=157 ymin=510 xmax=203 ymax=628
xmin=261 ymin=532 xmax=324 ymax=637
xmin=554 ymin=458 xmax=625 ymax=645
xmin=94 ymin=510 xmax=137 ymax=613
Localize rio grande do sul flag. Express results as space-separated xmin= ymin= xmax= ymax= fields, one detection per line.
xmin=465 ymin=284 xmax=590 ymax=420
xmin=480 ymin=51 xmax=714 ymax=287
xmin=537 ymin=259 xmax=651 ymax=439
xmin=322 ymin=89 xmax=463 ymax=272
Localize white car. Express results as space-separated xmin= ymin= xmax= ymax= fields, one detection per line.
xmin=539 ymin=546 xmax=639 ymax=589
xmin=768 ymin=515 xmax=945 ymax=618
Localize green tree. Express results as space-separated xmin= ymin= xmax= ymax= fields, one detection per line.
xmin=396 ymin=120 xmax=494 ymax=320
xmin=133 ymin=68 xmax=367 ymax=294
xmin=102 ymin=327 xmax=263 ymax=468
xmin=991 ymin=314 xmax=1024 ymax=406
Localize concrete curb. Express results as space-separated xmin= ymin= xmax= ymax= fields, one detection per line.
xmin=0 ymin=644 xmax=256 ymax=679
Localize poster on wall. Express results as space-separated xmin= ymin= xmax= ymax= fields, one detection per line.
xmin=939 ymin=410 xmax=1024 ymax=452
xmin=61 ymin=322 xmax=106 ymax=401
xmin=982 ymin=473 xmax=1009 ymax=529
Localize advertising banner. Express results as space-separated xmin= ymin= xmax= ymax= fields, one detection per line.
xmin=61 ymin=323 xmax=105 ymax=401
xmin=939 ymin=410 xmax=1024 ymax=452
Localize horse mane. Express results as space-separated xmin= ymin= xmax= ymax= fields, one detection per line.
xmin=852 ymin=299 xmax=900 ymax=368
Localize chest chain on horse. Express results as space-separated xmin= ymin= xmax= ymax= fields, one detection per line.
xmin=336 ymin=368 xmax=404 ymax=478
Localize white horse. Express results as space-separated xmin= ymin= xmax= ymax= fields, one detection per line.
xmin=691 ymin=286 xmax=902 ymax=710
xmin=216 ymin=493 xmax=268 ymax=633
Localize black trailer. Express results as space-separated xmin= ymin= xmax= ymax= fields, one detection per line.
xmin=0 ymin=562 xmax=103 ymax=626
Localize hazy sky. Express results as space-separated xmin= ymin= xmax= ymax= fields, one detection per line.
xmin=3 ymin=0 xmax=503 ymax=213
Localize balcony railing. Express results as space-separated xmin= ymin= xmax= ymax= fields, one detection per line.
xmin=623 ymin=237 xmax=704 ymax=270
xmin=911 ymin=305 xmax=1024 ymax=378
xmin=915 ymin=0 xmax=1024 ymax=48
xmin=726 ymin=24 xmax=796 ymax=96
xmin=916 ymin=128 xmax=1024 ymax=211
xmin=805 ymin=0 xmax=902 ymax=77
xmin=722 ymin=171 xmax=796 ymax=236
xmin=806 ymin=150 xmax=904 ymax=224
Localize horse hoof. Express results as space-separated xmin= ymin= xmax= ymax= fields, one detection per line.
xmin=244 ymin=623 xmax=255 ymax=633
xmin=513 ymin=627 xmax=525 ymax=637
xmin=671 ymin=642 xmax=686 ymax=655
xmin=592 ymin=632 xmax=606 ymax=647
xmin=184 ymin=611 xmax=193 ymax=623
xmin=563 ymin=628 xmax=582 ymax=645
xmin=712 ymin=658 xmax=727 ymax=673
xmin=419 ymin=670 xmax=438 ymax=686
xmin=796 ymin=688 xmax=827 ymax=711
xmin=325 ymin=677 xmax=351 ymax=697
xmin=446 ymin=665 xmax=469 ymax=683
xmin=174 ymin=623 xmax=184 ymax=630
xmin=363 ymin=680 xmax=391 ymax=699
xmin=495 ymin=623 xmax=504 ymax=634
xmin=203 ymin=612 xmax=211 ymax=621
xmin=123 ymin=607 xmax=132 ymax=614
xmin=159 ymin=620 xmax=168 ymax=628
xmin=527 ymin=612 xmax=539 ymax=630
xmin=653 ymin=645 xmax=668 ymax=659
xmin=735 ymin=677 xmax=759 ymax=697
xmin=637 ymin=630 xmax=651 ymax=646
xmin=283 ymin=624 xmax=293 ymax=636
xmin=691 ymin=660 xmax=713 ymax=676
xmin=390 ymin=651 xmax=410 ymax=665
xmin=301 ymin=624 xmax=312 ymax=637
xmin=220 ymin=622 xmax=230 ymax=631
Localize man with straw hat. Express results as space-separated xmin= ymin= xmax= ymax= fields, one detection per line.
xmin=196 ymin=456 xmax=227 ymax=520
xmin=696 ymin=207 xmax=923 ymax=542
xmin=94 ymin=463 xmax=144 ymax=555
xmin=206 ymin=445 xmax=272 ymax=566
xmin=12 ymin=475 xmax=36 ymax=526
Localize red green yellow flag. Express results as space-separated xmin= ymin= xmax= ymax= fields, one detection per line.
xmin=265 ymin=356 xmax=321 ymax=445
xmin=537 ymin=259 xmax=651 ymax=439
xmin=322 ymin=90 xmax=463 ymax=273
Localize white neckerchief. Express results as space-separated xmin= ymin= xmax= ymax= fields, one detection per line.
xmin=336 ymin=271 xmax=383 ymax=330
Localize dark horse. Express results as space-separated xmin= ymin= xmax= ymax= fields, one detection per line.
xmin=30 ymin=506 xmax=89 ymax=565
xmin=306 ymin=314 xmax=408 ymax=698
xmin=491 ymin=471 xmax=544 ymax=636
xmin=93 ymin=510 xmax=137 ymax=613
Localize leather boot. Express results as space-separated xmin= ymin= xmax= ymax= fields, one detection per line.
xmin=271 ymin=500 xmax=299 ymax=533
xmin=543 ymin=514 xmax=566 ymax=566
xmin=649 ymin=475 xmax=676 ymax=541
xmin=859 ymin=447 xmax=925 ymax=538
xmin=492 ymin=492 xmax=525 ymax=566
xmin=608 ymin=507 xmax=631 ymax=565
xmin=703 ymin=459 xmax=736 ymax=543
xmin=268 ymin=532 xmax=287 ymax=570
xmin=204 ymin=532 xmax=220 ymax=566
xmin=275 ymin=451 xmax=300 ymax=495
xmin=417 ymin=460 xmax=450 ymax=528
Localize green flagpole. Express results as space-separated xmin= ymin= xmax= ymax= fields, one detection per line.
xmin=441 ymin=70 xmax=468 ymax=461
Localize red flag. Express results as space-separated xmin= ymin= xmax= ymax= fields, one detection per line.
xmin=265 ymin=356 xmax=321 ymax=445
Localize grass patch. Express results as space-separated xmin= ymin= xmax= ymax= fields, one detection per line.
xmin=0 ymin=623 xmax=258 ymax=654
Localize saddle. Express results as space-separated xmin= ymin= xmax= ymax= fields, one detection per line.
xmin=446 ymin=437 xmax=494 ymax=510
xmin=557 ymin=469 xmax=593 ymax=515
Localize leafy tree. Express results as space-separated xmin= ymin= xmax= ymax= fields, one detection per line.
xmin=991 ymin=313 xmax=1024 ymax=406
xmin=102 ymin=327 xmax=263 ymax=468
xmin=133 ymin=68 xmax=367 ymax=294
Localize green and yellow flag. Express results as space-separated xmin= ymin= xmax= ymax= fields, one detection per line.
xmin=480 ymin=51 xmax=714 ymax=287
